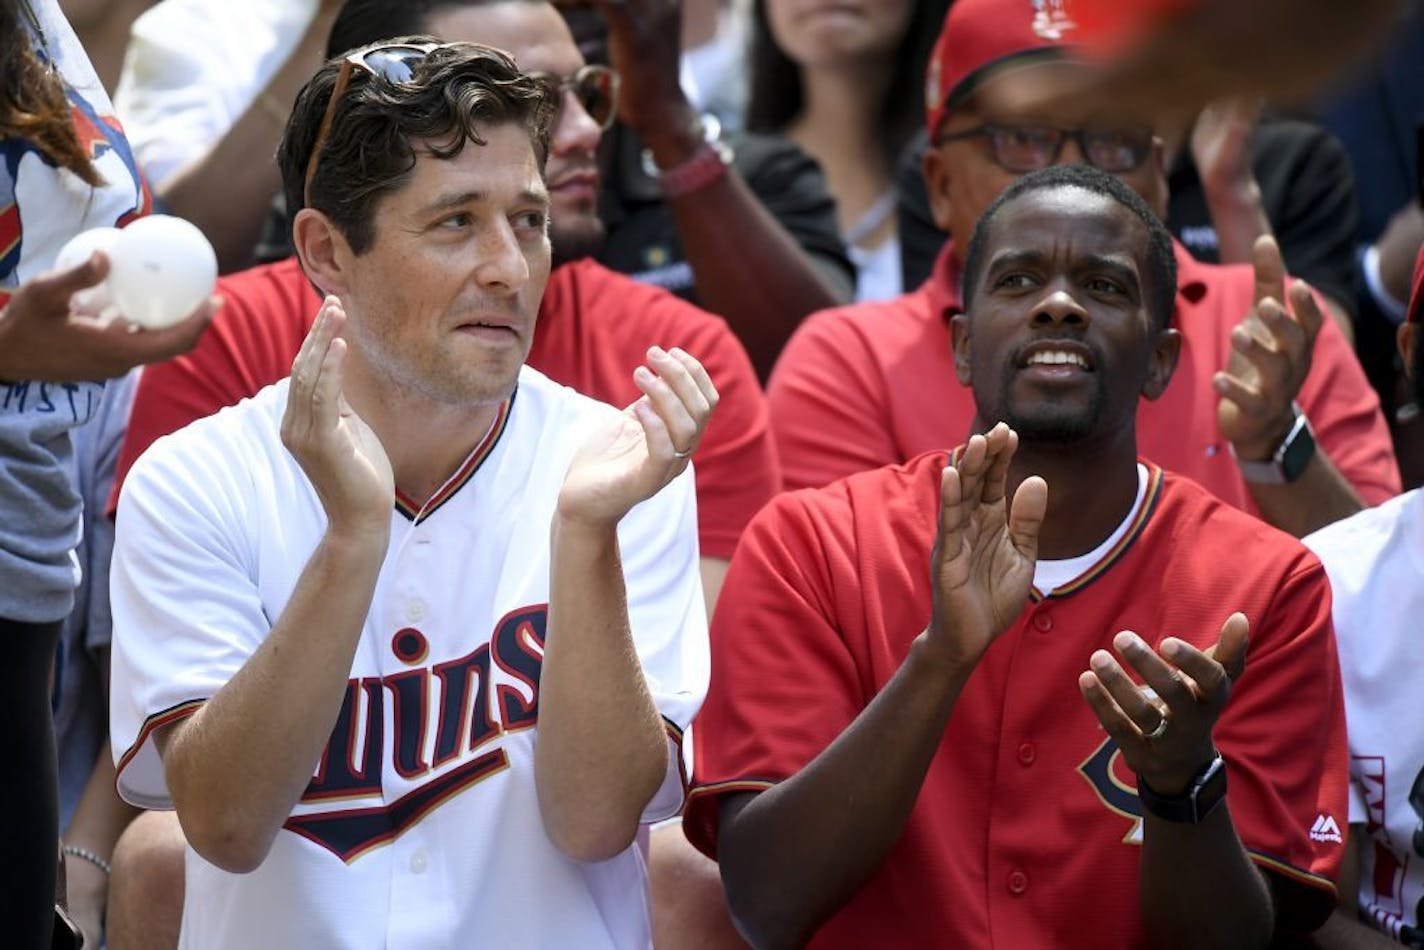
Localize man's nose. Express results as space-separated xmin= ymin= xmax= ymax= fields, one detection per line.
xmin=1032 ymin=286 xmax=1089 ymax=326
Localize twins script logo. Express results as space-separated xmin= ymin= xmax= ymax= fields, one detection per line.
xmin=283 ymin=604 xmax=547 ymax=863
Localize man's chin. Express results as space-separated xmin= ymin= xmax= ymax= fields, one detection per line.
xmin=551 ymin=221 xmax=606 ymax=267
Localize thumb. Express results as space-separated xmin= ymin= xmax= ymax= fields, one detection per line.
xmin=1007 ymin=475 xmax=1047 ymax=562
xmin=1207 ymin=611 xmax=1250 ymax=681
xmin=30 ymin=251 xmax=111 ymax=313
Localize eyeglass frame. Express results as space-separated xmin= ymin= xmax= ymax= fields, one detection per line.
xmin=524 ymin=63 xmax=621 ymax=133
xmin=934 ymin=122 xmax=1157 ymax=175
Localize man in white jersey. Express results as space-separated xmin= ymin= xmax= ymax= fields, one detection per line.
xmin=109 ymin=42 xmax=716 ymax=948
xmin=1306 ymin=245 xmax=1424 ymax=948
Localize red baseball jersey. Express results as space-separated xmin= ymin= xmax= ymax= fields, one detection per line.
xmin=767 ymin=241 xmax=1400 ymax=507
xmin=686 ymin=452 xmax=1348 ymax=948
xmin=111 ymin=256 xmax=779 ymax=558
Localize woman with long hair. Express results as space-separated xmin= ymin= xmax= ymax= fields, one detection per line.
xmin=746 ymin=0 xmax=950 ymax=301
xmin=1 ymin=1 xmax=210 ymax=943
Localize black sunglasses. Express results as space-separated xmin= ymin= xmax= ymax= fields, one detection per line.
xmin=937 ymin=123 xmax=1155 ymax=174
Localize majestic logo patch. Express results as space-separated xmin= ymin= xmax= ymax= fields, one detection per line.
xmin=1031 ymin=0 xmax=1078 ymax=40
xmin=1310 ymin=814 xmax=1343 ymax=844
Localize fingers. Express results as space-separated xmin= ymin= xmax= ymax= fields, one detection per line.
xmin=1204 ymin=612 xmax=1250 ymax=681
xmin=1211 ymin=370 xmax=1268 ymax=416
xmin=979 ymin=423 xmax=1016 ymax=505
xmin=1286 ymin=281 xmax=1325 ymax=347
xmin=282 ymin=298 xmax=346 ymax=447
xmin=1251 ymin=234 xmax=1286 ymax=308
xmin=36 ymin=251 xmax=112 ymax=308
xmin=632 ymin=345 xmax=707 ymax=460
xmin=1113 ymin=631 xmax=1199 ymax=711
xmin=107 ymin=295 xmax=219 ymax=361
xmin=1078 ymin=668 xmax=1153 ymax=752
xmin=1006 ymin=475 xmax=1047 ymax=561
xmin=1085 ymin=647 xmax=1167 ymax=737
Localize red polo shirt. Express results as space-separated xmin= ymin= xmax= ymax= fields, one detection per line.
xmin=111 ymin=256 xmax=779 ymax=559
xmin=768 ymin=241 xmax=1400 ymax=510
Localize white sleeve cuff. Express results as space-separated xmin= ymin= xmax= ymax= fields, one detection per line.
xmin=1363 ymin=244 xmax=1410 ymax=324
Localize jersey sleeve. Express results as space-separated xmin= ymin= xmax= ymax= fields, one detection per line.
xmin=683 ymin=491 xmax=867 ymax=858
xmin=109 ymin=431 xmax=270 ymax=809
xmin=1296 ymin=303 xmax=1400 ymax=505
xmin=616 ymin=464 xmax=710 ymax=822
xmin=768 ymin=308 xmax=901 ymax=491
xmin=1215 ymin=555 xmax=1350 ymax=931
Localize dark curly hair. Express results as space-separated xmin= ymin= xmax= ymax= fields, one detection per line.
xmin=277 ymin=39 xmax=557 ymax=254
xmin=1 ymin=0 xmax=102 ymax=186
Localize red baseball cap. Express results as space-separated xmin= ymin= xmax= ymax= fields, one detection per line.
xmin=924 ymin=0 xmax=1083 ymax=142
xmin=1409 ymin=243 xmax=1424 ymax=324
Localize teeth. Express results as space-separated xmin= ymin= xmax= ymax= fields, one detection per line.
xmin=1027 ymin=350 xmax=1087 ymax=368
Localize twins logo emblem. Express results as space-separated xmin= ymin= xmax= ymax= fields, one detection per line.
xmin=1078 ymin=737 xmax=1145 ymax=844
xmin=1031 ymin=0 xmax=1078 ymax=40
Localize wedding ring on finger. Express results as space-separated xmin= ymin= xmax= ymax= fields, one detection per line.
xmin=672 ymin=446 xmax=693 ymax=460
xmin=1143 ymin=711 xmax=1169 ymax=742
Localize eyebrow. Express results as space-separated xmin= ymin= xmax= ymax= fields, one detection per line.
xmin=417 ymin=185 xmax=550 ymax=216
xmin=987 ymin=249 xmax=1141 ymax=287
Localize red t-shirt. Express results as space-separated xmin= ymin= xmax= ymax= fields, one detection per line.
xmin=768 ymin=241 xmax=1400 ymax=509
xmin=112 ymin=256 xmax=779 ymax=558
xmin=686 ymin=454 xmax=1348 ymax=948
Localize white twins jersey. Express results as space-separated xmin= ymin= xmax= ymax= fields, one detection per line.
xmin=110 ymin=366 xmax=708 ymax=949
xmin=1306 ymin=490 xmax=1424 ymax=945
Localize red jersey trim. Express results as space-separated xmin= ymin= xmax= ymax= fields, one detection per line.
xmin=687 ymin=778 xmax=777 ymax=801
xmin=394 ymin=392 xmax=514 ymax=524
xmin=663 ymin=717 xmax=691 ymax=813
xmin=113 ymin=698 xmax=206 ymax=794
xmin=1036 ymin=463 xmax=1165 ymax=601
xmin=1247 ymin=849 xmax=1338 ymax=898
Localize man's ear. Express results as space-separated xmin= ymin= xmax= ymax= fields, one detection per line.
xmin=950 ymin=312 xmax=973 ymax=385
xmin=1141 ymin=326 xmax=1182 ymax=400
xmin=924 ymin=144 xmax=956 ymax=235
xmin=291 ymin=207 xmax=350 ymax=298
xmin=1399 ymin=321 xmax=1416 ymax=372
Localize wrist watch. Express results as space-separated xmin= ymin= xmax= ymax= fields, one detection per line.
xmin=1137 ymin=752 xmax=1228 ymax=824
xmin=1234 ymin=402 xmax=1316 ymax=484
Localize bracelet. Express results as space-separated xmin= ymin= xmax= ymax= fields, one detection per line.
xmin=62 ymin=844 xmax=111 ymax=876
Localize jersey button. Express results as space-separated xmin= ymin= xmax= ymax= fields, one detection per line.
xmin=1032 ymin=613 xmax=1053 ymax=633
xmin=1017 ymin=742 xmax=1036 ymax=766
xmin=406 ymin=600 xmax=426 ymax=623
xmin=1007 ymin=869 xmax=1028 ymax=895
xmin=409 ymin=852 xmax=427 ymax=875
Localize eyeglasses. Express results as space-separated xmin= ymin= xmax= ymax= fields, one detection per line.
xmin=936 ymin=124 xmax=1155 ymax=174
xmin=303 ymin=42 xmax=454 ymax=203
xmin=525 ymin=64 xmax=620 ymax=132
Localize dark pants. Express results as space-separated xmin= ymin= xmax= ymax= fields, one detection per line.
xmin=0 ymin=616 xmax=62 ymax=949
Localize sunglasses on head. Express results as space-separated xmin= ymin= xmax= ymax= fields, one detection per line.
xmin=937 ymin=123 xmax=1155 ymax=174
xmin=525 ymin=64 xmax=620 ymax=132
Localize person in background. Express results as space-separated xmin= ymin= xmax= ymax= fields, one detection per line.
xmin=745 ymin=0 xmax=949 ymax=301
xmin=57 ymin=0 xmax=149 ymax=94
xmin=771 ymin=0 xmax=1397 ymax=541
xmin=1 ymin=1 xmax=211 ymax=944
xmin=1305 ymin=245 xmax=1424 ymax=949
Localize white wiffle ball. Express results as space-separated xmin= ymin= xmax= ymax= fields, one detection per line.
xmin=106 ymin=215 xmax=218 ymax=329
xmin=55 ymin=226 xmax=121 ymax=317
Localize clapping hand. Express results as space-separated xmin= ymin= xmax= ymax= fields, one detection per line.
xmin=926 ymin=424 xmax=1048 ymax=669
xmin=558 ymin=345 xmax=718 ymax=528
xmin=1079 ymin=613 xmax=1250 ymax=795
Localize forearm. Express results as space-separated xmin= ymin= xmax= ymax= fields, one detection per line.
xmin=719 ymin=632 xmax=972 ymax=949
xmin=161 ymin=528 xmax=384 ymax=872
xmin=65 ymin=739 xmax=138 ymax=854
xmin=537 ymin=515 xmax=668 ymax=862
xmin=1139 ymin=804 xmax=1274 ymax=948
xmin=1244 ymin=452 xmax=1363 ymax=538
xmin=1204 ymin=179 xmax=1274 ymax=267
xmin=643 ymin=123 xmax=844 ymax=379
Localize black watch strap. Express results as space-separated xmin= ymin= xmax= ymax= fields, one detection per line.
xmin=1137 ymin=753 xmax=1228 ymax=824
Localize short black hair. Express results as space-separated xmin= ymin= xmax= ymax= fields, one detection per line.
xmin=961 ymin=164 xmax=1177 ymax=329
xmin=277 ymin=39 xmax=556 ymax=254
xmin=326 ymin=0 xmax=540 ymax=60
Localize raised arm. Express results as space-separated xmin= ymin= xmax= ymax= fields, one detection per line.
xmin=575 ymin=0 xmax=847 ymax=376
xmin=155 ymin=299 xmax=392 ymax=873
xmin=537 ymin=346 xmax=717 ymax=861
xmin=717 ymin=426 xmax=1046 ymax=947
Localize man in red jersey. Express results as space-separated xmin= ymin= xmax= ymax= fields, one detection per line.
xmin=686 ymin=164 xmax=1347 ymax=948
xmin=768 ymin=0 xmax=1398 ymax=538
